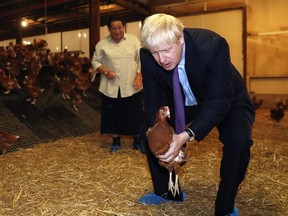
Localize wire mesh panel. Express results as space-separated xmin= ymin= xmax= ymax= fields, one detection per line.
xmin=0 ymin=95 xmax=99 ymax=153
xmin=0 ymin=103 xmax=41 ymax=152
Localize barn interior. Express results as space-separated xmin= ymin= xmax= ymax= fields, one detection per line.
xmin=0 ymin=0 xmax=287 ymax=215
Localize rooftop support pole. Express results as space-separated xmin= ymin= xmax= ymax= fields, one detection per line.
xmin=89 ymin=0 xmax=100 ymax=58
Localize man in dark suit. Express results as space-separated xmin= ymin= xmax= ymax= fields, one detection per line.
xmin=138 ymin=13 xmax=255 ymax=216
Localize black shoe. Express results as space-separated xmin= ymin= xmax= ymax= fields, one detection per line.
xmin=133 ymin=136 xmax=146 ymax=154
xmin=110 ymin=137 xmax=121 ymax=153
xmin=110 ymin=144 xmax=121 ymax=153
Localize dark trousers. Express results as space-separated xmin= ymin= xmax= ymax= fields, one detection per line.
xmin=141 ymin=106 xmax=254 ymax=215
xmin=101 ymin=91 xmax=144 ymax=136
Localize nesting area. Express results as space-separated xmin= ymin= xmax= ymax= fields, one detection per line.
xmin=0 ymin=108 xmax=287 ymax=215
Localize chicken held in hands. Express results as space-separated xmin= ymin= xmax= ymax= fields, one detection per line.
xmin=146 ymin=106 xmax=187 ymax=197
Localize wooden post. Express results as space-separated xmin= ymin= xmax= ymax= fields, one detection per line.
xmin=16 ymin=16 xmax=23 ymax=44
xmin=89 ymin=0 xmax=100 ymax=58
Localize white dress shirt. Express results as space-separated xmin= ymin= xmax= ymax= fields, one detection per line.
xmin=91 ymin=33 xmax=142 ymax=98
xmin=178 ymin=43 xmax=198 ymax=106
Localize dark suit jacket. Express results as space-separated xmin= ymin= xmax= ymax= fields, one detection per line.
xmin=140 ymin=28 xmax=254 ymax=141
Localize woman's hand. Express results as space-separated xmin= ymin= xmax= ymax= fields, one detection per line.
xmin=133 ymin=73 xmax=143 ymax=90
xmin=105 ymin=70 xmax=116 ymax=79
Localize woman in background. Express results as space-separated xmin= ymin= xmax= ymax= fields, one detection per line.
xmin=91 ymin=14 xmax=145 ymax=154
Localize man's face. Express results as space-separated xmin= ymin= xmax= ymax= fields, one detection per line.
xmin=149 ymin=34 xmax=184 ymax=71
xmin=109 ymin=21 xmax=124 ymax=43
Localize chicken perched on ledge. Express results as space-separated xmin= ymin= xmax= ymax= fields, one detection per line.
xmin=0 ymin=130 xmax=20 ymax=154
xmin=146 ymin=106 xmax=187 ymax=196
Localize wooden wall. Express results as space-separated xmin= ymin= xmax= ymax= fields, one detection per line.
xmin=247 ymin=0 xmax=288 ymax=96
xmin=180 ymin=10 xmax=243 ymax=76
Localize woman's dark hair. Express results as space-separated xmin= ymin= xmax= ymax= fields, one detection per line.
xmin=107 ymin=14 xmax=125 ymax=28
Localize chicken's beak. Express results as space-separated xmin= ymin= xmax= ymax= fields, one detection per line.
xmin=166 ymin=107 xmax=171 ymax=118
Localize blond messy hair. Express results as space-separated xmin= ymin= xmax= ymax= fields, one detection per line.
xmin=141 ymin=13 xmax=184 ymax=50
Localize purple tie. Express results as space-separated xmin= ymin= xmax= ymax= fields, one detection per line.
xmin=173 ymin=67 xmax=185 ymax=134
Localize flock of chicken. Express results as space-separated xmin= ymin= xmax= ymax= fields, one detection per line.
xmin=252 ymin=96 xmax=287 ymax=122
xmin=0 ymin=39 xmax=95 ymax=154
xmin=0 ymin=39 xmax=94 ymax=111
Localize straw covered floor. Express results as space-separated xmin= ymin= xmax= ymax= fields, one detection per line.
xmin=0 ymin=109 xmax=287 ymax=215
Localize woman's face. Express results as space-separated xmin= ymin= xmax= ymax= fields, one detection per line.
xmin=109 ymin=21 xmax=125 ymax=43
xmin=149 ymin=34 xmax=184 ymax=71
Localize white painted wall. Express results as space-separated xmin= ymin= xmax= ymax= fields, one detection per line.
xmin=179 ymin=10 xmax=243 ymax=77
xmin=126 ymin=21 xmax=142 ymax=40
xmin=62 ymin=29 xmax=89 ymax=57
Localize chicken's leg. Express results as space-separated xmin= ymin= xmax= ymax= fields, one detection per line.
xmin=173 ymin=174 xmax=180 ymax=196
xmin=168 ymin=171 xmax=174 ymax=192
xmin=172 ymin=163 xmax=182 ymax=197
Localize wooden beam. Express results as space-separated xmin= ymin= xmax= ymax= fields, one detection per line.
xmin=89 ymin=0 xmax=100 ymax=58
xmin=0 ymin=0 xmax=80 ymax=18
xmin=16 ymin=16 xmax=23 ymax=44
xmin=112 ymin=0 xmax=150 ymax=16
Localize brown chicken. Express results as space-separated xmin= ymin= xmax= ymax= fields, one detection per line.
xmin=0 ymin=46 xmax=8 ymax=63
xmin=23 ymin=76 xmax=45 ymax=105
xmin=32 ymin=38 xmax=48 ymax=50
xmin=0 ymin=130 xmax=20 ymax=154
xmin=69 ymin=89 xmax=82 ymax=111
xmin=275 ymin=99 xmax=287 ymax=110
xmin=252 ymin=96 xmax=263 ymax=110
xmin=146 ymin=106 xmax=187 ymax=196
xmin=75 ymin=68 xmax=94 ymax=96
xmin=5 ymin=57 xmax=22 ymax=78
xmin=0 ymin=68 xmax=21 ymax=94
xmin=55 ymin=77 xmax=75 ymax=99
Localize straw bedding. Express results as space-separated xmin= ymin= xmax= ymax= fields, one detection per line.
xmin=0 ymin=109 xmax=287 ymax=215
